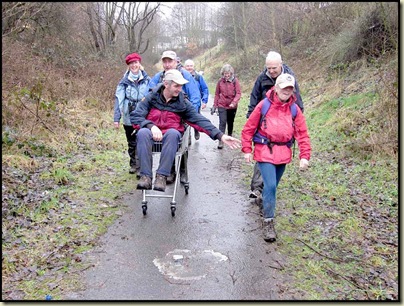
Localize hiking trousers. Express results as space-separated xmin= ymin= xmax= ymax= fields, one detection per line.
xmin=257 ymin=162 xmax=286 ymax=219
xmin=137 ymin=128 xmax=181 ymax=178
xmin=123 ymin=125 xmax=139 ymax=169
xmin=218 ymin=107 xmax=237 ymax=136
xmin=250 ymin=162 xmax=264 ymax=192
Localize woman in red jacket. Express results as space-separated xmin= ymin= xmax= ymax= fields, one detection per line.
xmin=241 ymin=73 xmax=311 ymax=243
xmin=213 ymin=64 xmax=242 ymax=149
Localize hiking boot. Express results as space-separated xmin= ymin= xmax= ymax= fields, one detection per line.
xmin=249 ymin=189 xmax=261 ymax=199
xmin=217 ymin=141 xmax=223 ymax=149
xmin=263 ymin=219 xmax=276 ymax=243
xmin=129 ymin=166 xmax=136 ymax=174
xmin=194 ymin=130 xmax=200 ymax=140
xmin=166 ymin=171 xmax=176 ymax=184
xmin=136 ymin=170 xmax=141 ymax=179
xmin=153 ymin=174 xmax=167 ymax=192
xmin=136 ymin=175 xmax=152 ymax=190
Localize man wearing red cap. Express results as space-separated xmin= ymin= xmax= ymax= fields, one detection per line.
xmin=114 ymin=52 xmax=151 ymax=176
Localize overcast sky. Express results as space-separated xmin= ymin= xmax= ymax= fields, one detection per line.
xmin=158 ymin=2 xmax=222 ymax=17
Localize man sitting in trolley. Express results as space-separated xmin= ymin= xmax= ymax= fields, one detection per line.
xmin=130 ymin=69 xmax=241 ymax=192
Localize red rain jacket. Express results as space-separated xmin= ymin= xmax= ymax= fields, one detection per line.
xmin=241 ymin=88 xmax=311 ymax=164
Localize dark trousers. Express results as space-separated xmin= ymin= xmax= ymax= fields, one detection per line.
xmin=218 ymin=107 xmax=237 ymax=136
xmin=137 ymin=128 xmax=181 ymax=178
xmin=193 ymin=105 xmax=201 ymax=137
xmin=123 ymin=125 xmax=139 ymax=169
xmin=251 ymin=162 xmax=264 ymax=192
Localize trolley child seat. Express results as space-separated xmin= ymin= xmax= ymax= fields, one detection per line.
xmin=141 ymin=125 xmax=190 ymax=217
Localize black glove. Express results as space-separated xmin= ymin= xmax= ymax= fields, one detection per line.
xmin=210 ymin=107 xmax=216 ymax=115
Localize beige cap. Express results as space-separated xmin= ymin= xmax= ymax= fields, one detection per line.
xmin=164 ymin=69 xmax=189 ymax=85
xmin=276 ymin=73 xmax=295 ymax=89
xmin=161 ymin=50 xmax=177 ymax=60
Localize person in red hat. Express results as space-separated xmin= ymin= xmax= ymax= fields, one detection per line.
xmin=113 ymin=52 xmax=151 ymax=176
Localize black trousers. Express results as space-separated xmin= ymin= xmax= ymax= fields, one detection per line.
xmin=123 ymin=125 xmax=139 ymax=169
xmin=250 ymin=162 xmax=264 ymax=192
xmin=218 ymin=107 xmax=237 ymax=136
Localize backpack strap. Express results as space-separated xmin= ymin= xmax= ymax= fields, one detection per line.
xmin=260 ymin=98 xmax=297 ymax=122
xmin=260 ymin=98 xmax=271 ymax=123
xmin=290 ymin=103 xmax=297 ymax=120
xmin=290 ymin=102 xmax=297 ymax=157
xmin=253 ymin=98 xmax=298 ymax=154
xmin=158 ymin=71 xmax=165 ymax=84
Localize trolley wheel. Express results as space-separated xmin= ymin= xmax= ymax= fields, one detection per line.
xmin=142 ymin=205 xmax=147 ymax=215
xmin=171 ymin=206 xmax=176 ymax=217
xmin=182 ymin=182 xmax=189 ymax=194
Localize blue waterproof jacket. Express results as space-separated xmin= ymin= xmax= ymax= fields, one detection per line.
xmin=114 ymin=69 xmax=150 ymax=126
xmin=148 ymin=68 xmax=201 ymax=111
xmin=192 ymin=72 xmax=209 ymax=105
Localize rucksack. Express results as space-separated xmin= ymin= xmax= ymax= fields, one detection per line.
xmin=252 ymin=97 xmax=297 ymax=154
xmin=193 ymin=72 xmax=200 ymax=82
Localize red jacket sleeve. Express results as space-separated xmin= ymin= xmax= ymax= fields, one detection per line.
xmin=293 ymin=108 xmax=311 ymax=160
xmin=241 ymin=100 xmax=263 ymax=153
xmin=232 ymin=78 xmax=242 ymax=106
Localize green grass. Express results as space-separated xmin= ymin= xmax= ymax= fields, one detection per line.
xmin=2 ymin=48 xmax=397 ymax=301
xmin=233 ymin=86 xmax=397 ymax=299
xmin=2 ymin=124 xmax=137 ymax=300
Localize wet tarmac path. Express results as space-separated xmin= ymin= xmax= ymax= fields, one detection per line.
xmin=66 ymin=98 xmax=298 ymax=301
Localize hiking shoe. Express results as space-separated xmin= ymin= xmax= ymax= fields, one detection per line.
xmin=217 ymin=141 xmax=223 ymax=149
xmin=136 ymin=175 xmax=152 ymax=190
xmin=166 ymin=171 xmax=176 ymax=184
xmin=153 ymin=174 xmax=167 ymax=192
xmin=129 ymin=167 xmax=136 ymax=174
xmin=194 ymin=130 xmax=200 ymax=140
xmin=263 ymin=219 xmax=276 ymax=243
xmin=136 ymin=170 xmax=141 ymax=179
xmin=249 ymin=189 xmax=261 ymax=199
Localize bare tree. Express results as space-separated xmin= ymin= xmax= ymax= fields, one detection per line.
xmin=85 ymin=2 xmax=126 ymax=54
xmin=86 ymin=3 xmax=102 ymax=53
xmin=2 ymin=2 xmax=47 ymax=38
xmin=120 ymin=2 xmax=161 ymax=54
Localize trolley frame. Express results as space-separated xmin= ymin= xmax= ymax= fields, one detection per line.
xmin=141 ymin=126 xmax=190 ymax=216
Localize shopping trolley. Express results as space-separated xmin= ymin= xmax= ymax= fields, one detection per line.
xmin=141 ymin=126 xmax=190 ymax=217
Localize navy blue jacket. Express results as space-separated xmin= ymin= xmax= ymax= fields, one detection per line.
xmin=246 ymin=64 xmax=304 ymax=118
xmin=130 ymin=84 xmax=224 ymax=140
xmin=148 ymin=68 xmax=201 ymax=112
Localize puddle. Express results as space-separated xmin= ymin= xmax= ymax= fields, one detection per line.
xmin=153 ymin=249 xmax=228 ymax=280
